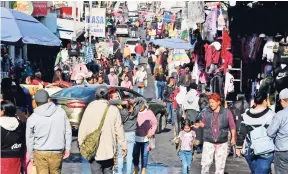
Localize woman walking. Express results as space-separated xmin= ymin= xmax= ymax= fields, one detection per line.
xmin=121 ymin=75 xmax=133 ymax=89
xmin=236 ymin=91 xmax=275 ymax=174
xmin=133 ymin=101 xmax=157 ymax=174
xmin=135 ymin=66 xmax=147 ymax=96
xmin=1 ymin=101 xmax=25 ymax=174
xmin=155 ymin=67 xmax=166 ymax=100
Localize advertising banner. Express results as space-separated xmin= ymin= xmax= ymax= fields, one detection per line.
xmin=32 ymin=1 xmax=48 ymax=16
xmin=86 ymin=8 xmax=106 ymax=37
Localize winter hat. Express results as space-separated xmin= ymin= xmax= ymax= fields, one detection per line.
xmin=35 ymin=90 xmax=49 ymax=103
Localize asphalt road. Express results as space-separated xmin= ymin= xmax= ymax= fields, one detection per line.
xmin=61 ymin=29 xmax=252 ymax=174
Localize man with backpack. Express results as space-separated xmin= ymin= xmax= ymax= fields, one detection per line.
xmin=78 ymin=86 xmax=127 ymax=174
xmin=267 ymin=88 xmax=288 ymax=174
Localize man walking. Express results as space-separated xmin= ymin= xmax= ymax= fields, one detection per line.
xmin=78 ymin=86 xmax=127 ymax=174
xmin=135 ymin=42 xmax=145 ymax=65
xmin=26 ymin=90 xmax=72 ymax=174
xmin=267 ymin=88 xmax=288 ymax=174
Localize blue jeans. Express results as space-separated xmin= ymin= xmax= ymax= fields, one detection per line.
xmin=136 ymin=54 xmax=142 ymax=65
xmin=117 ymin=132 xmax=135 ymax=174
xmin=245 ymin=151 xmax=274 ymax=174
xmin=178 ymin=150 xmax=193 ymax=174
xmin=264 ymin=65 xmax=273 ymax=77
xmin=154 ymin=81 xmax=159 ymax=99
xmin=166 ymin=102 xmax=173 ymax=123
xmin=157 ymin=81 xmax=165 ymax=100
xmin=133 ymin=142 xmax=149 ymax=168
xmin=137 ymin=87 xmax=144 ymax=96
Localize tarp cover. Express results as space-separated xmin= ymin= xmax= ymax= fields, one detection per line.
xmin=151 ymin=38 xmax=193 ymax=50
xmin=1 ymin=7 xmax=61 ymax=46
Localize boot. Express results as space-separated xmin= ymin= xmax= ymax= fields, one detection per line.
xmin=141 ymin=168 xmax=147 ymax=174
xmin=133 ymin=166 xmax=139 ymax=174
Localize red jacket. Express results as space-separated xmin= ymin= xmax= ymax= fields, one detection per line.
xmin=135 ymin=45 xmax=144 ymax=54
xmin=221 ymin=28 xmax=231 ymax=58
xmin=205 ymin=44 xmax=221 ymax=68
xmin=222 ymin=51 xmax=233 ymax=74
xmin=169 ymin=88 xmax=180 ymax=110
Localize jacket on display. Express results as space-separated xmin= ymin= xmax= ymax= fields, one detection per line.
xmin=224 ymin=71 xmax=234 ymax=97
xmin=205 ymin=41 xmax=221 ymax=68
xmin=262 ymin=37 xmax=275 ymax=62
xmin=221 ymin=28 xmax=231 ymax=58
xmin=70 ymin=63 xmax=89 ymax=81
xmin=210 ymin=71 xmax=224 ymax=96
xmin=67 ymin=42 xmax=81 ymax=57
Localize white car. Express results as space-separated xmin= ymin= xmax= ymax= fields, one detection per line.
xmin=116 ymin=24 xmax=129 ymax=36
xmin=125 ymin=39 xmax=140 ymax=56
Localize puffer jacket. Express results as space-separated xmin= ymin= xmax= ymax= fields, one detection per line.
xmin=210 ymin=71 xmax=224 ymax=96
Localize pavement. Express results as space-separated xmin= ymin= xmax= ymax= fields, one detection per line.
xmin=61 ymin=29 xmax=251 ymax=173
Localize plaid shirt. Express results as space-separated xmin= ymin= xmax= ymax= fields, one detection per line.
xmin=84 ymin=46 xmax=94 ymax=64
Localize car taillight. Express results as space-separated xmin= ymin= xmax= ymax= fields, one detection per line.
xmin=67 ymin=102 xmax=87 ymax=108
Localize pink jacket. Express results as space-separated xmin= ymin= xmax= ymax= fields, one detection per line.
xmin=136 ymin=109 xmax=157 ymax=137
xmin=121 ymin=81 xmax=133 ymax=89
xmin=70 ymin=63 xmax=89 ymax=81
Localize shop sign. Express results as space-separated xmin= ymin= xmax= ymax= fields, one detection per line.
xmin=11 ymin=1 xmax=34 ymax=15
xmin=57 ymin=18 xmax=74 ymax=31
xmin=86 ymin=8 xmax=106 ymax=37
xmin=53 ymin=1 xmax=68 ymax=9
xmin=58 ymin=30 xmax=73 ymax=40
xmin=32 ymin=1 xmax=48 ymax=16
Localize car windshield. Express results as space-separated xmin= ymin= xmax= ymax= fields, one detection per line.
xmin=117 ymin=25 xmax=128 ymax=28
xmin=126 ymin=41 xmax=138 ymax=45
xmin=52 ymin=87 xmax=95 ymax=99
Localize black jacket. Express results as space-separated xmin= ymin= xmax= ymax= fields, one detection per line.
xmin=210 ymin=72 xmax=224 ymax=96
xmin=163 ymin=85 xmax=175 ymax=102
xmin=1 ymin=117 xmax=25 ymax=158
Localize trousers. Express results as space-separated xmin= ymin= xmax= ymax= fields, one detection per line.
xmin=90 ymin=158 xmax=114 ymax=174
xmin=34 ymin=151 xmax=63 ymax=174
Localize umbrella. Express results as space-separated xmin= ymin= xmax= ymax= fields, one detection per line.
xmin=151 ymin=38 xmax=193 ymax=50
xmin=1 ymin=7 xmax=61 ymax=46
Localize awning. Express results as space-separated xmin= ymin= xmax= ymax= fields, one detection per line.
xmin=151 ymin=38 xmax=193 ymax=50
xmin=1 ymin=7 xmax=61 ymax=46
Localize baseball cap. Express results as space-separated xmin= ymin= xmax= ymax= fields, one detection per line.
xmin=279 ymin=88 xmax=288 ymax=100
xmin=35 ymin=89 xmax=49 ymax=103
xmin=95 ymin=85 xmax=108 ymax=99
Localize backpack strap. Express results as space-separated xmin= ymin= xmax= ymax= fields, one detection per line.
xmin=97 ymin=105 xmax=110 ymax=132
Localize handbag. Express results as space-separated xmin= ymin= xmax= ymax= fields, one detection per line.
xmin=193 ymin=139 xmax=200 ymax=147
xmin=149 ymin=136 xmax=156 ymax=150
xmin=138 ymin=82 xmax=145 ymax=88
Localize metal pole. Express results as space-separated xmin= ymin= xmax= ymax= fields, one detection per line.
xmin=89 ymin=1 xmax=92 ymax=44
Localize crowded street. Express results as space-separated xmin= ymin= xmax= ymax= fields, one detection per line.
xmin=1 ymin=1 xmax=288 ymax=174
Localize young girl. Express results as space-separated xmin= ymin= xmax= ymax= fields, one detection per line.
xmin=177 ymin=120 xmax=196 ymax=174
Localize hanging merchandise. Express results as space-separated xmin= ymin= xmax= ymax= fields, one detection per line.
xmin=181 ymin=30 xmax=189 ymax=42
xmin=217 ymin=9 xmax=226 ymax=31
xmin=70 ymin=63 xmax=89 ymax=81
xmin=210 ymin=70 xmax=224 ymax=97
xmin=67 ymin=41 xmax=81 ymax=57
xmin=192 ymin=56 xmax=199 ymax=84
xmin=205 ymin=41 xmax=221 ymax=73
xmin=84 ymin=44 xmax=94 ymax=64
xmin=224 ymin=71 xmax=235 ymax=97
xmin=187 ymin=1 xmax=205 ymax=29
xmin=262 ymin=37 xmax=275 ymax=63
xmin=204 ymin=8 xmax=218 ymax=42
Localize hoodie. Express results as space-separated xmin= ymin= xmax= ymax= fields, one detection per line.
xmin=183 ymin=89 xmax=200 ymax=111
xmin=205 ymin=41 xmax=221 ymax=68
xmin=236 ymin=107 xmax=275 ymax=148
xmin=26 ymin=102 xmax=72 ymax=160
xmin=1 ymin=117 xmax=25 ymax=158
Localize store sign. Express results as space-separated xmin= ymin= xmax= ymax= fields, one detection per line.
xmin=86 ymin=8 xmax=106 ymax=37
xmin=32 ymin=1 xmax=48 ymax=16
xmin=12 ymin=1 xmax=34 ymax=15
xmin=53 ymin=1 xmax=68 ymax=9
xmin=57 ymin=18 xmax=74 ymax=31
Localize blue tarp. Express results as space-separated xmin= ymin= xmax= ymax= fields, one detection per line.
xmin=151 ymin=38 xmax=193 ymax=50
xmin=1 ymin=7 xmax=61 ymax=46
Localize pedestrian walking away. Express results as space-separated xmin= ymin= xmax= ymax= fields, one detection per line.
xmin=26 ymin=90 xmax=72 ymax=174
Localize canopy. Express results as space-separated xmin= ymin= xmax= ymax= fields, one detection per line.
xmin=151 ymin=38 xmax=193 ymax=50
xmin=1 ymin=7 xmax=61 ymax=46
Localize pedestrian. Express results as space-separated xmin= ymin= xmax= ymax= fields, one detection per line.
xmin=267 ymin=88 xmax=288 ymax=174
xmin=182 ymin=83 xmax=200 ymax=123
xmin=153 ymin=68 xmax=160 ymax=99
xmin=179 ymin=66 xmax=192 ymax=87
xmin=31 ymin=71 xmax=48 ymax=86
xmin=1 ymin=101 xmax=25 ymax=174
xmin=108 ymin=68 xmax=119 ymax=86
xmin=99 ymin=67 xmax=110 ymax=85
xmin=163 ymin=77 xmax=176 ymax=124
xmin=236 ymin=91 xmax=275 ymax=174
xmin=170 ymin=87 xmax=181 ymax=137
xmin=87 ymin=74 xmax=98 ymax=84
xmin=148 ymin=51 xmax=157 ymax=75
xmin=123 ymin=44 xmax=131 ymax=59
xmin=97 ymin=75 xmax=107 ymax=85
xmin=135 ymin=66 xmax=147 ymax=96
xmin=52 ymin=69 xmax=64 ymax=82
xmin=108 ymin=88 xmax=145 ymax=174
xmin=74 ymin=73 xmax=89 ymax=86
xmin=133 ymin=100 xmax=158 ymax=174
xmin=141 ymin=40 xmax=147 ymax=56
xmin=155 ymin=67 xmax=166 ymax=100
xmin=177 ymin=120 xmax=196 ymax=174
xmin=121 ymin=75 xmax=133 ymax=89
xmin=26 ymin=90 xmax=72 ymax=174
xmin=78 ymin=86 xmax=127 ymax=174
xmin=135 ymin=42 xmax=145 ymax=65
xmin=194 ymin=93 xmax=236 ymax=174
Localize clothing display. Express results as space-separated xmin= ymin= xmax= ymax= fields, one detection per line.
xmin=210 ymin=71 xmax=224 ymax=97
xmin=262 ymin=37 xmax=275 ymax=62
xmin=67 ymin=42 xmax=81 ymax=57
xmin=224 ymin=72 xmax=234 ymax=97
xmin=205 ymin=41 xmax=221 ymax=68
xmin=70 ymin=63 xmax=89 ymax=81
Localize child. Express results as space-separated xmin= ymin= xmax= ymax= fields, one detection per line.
xmin=177 ymin=119 xmax=196 ymax=174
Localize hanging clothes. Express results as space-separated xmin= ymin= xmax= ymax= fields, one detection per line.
xmin=84 ymin=45 xmax=94 ymax=64
xmin=67 ymin=42 xmax=81 ymax=57
xmin=221 ymin=28 xmax=232 ymax=58
xmin=262 ymin=37 xmax=275 ymax=63
xmin=70 ymin=63 xmax=89 ymax=81
xmin=204 ymin=8 xmax=218 ymax=42
xmin=205 ymin=41 xmax=221 ymax=68
xmin=187 ymin=1 xmax=205 ymax=28
xmin=224 ymin=71 xmax=234 ymax=97
xmin=210 ymin=71 xmax=224 ymax=96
